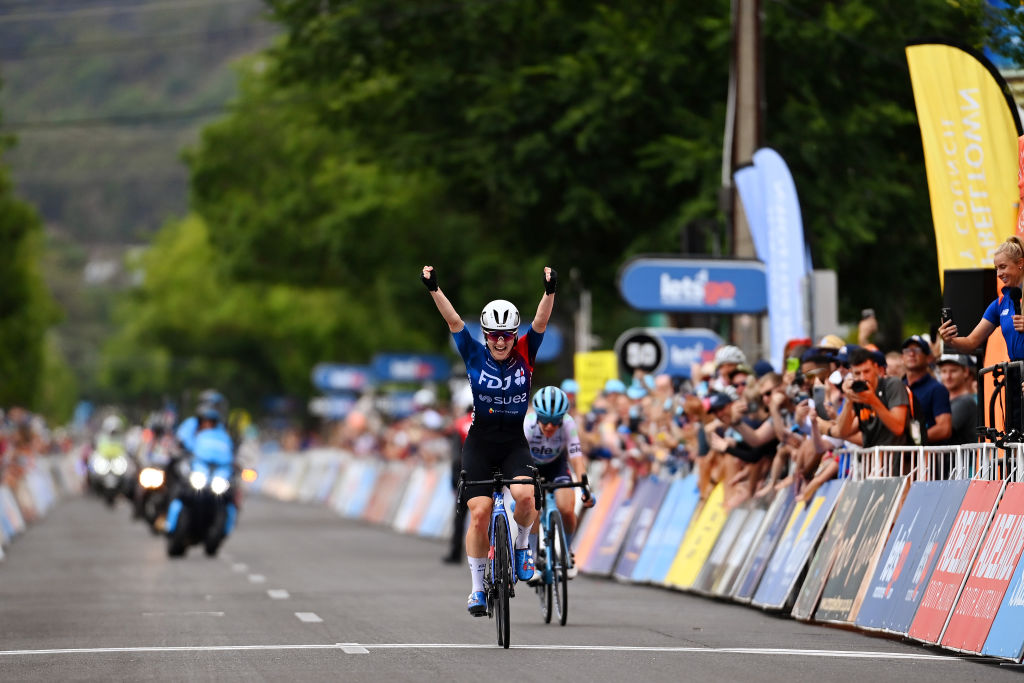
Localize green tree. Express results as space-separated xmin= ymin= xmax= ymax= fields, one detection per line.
xmin=0 ymin=126 xmax=62 ymax=411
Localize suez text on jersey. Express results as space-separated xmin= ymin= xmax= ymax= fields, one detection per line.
xmin=478 ymin=392 xmax=528 ymax=405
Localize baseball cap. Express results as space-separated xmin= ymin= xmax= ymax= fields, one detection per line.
xmin=752 ymin=359 xmax=775 ymax=378
xmin=604 ymin=378 xmax=627 ymax=394
xmin=707 ymin=390 xmax=738 ymax=413
xmin=901 ymin=334 xmax=932 ymax=355
xmin=817 ymin=334 xmax=845 ymax=350
xmin=834 ymin=344 xmax=863 ymax=365
xmin=937 ymin=353 xmax=974 ymax=368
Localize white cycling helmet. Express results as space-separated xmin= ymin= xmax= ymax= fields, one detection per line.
xmin=101 ymin=414 xmax=124 ymax=435
xmin=714 ymin=344 xmax=747 ymax=368
xmin=480 ymin=299 xmax=520 ymax=332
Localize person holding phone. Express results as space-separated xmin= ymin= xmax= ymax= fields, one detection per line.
xmin=939 ymin=235 xmax=1024 ymax=361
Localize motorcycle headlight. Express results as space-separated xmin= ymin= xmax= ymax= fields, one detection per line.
xmin=110 ymin=456 xmax=129 ymax=476
xmin=210 ymin=476 xmax=230 ymax=495
xmin=189 ymin=471 xmax=208 ymax=490
xmin=139 ymin=467 xmax=165 ymax=489
xmin=91 ymin=457 xmax=111 ymax=475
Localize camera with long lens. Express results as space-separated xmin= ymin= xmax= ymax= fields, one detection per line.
xmin=786 ymin=369 xmax=810 ymax=403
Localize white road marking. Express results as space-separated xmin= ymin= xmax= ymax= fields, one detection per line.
xmin=0 ymin=642 xmax=974 ymax=661
xmin=141 ymin=612 xmax=224 ymax=617
xmin=231 ymin=563 xmax=248 ymax=572
xmin=248 ymin=574 xmax=266 ymax=584
xmin=294 ymin=612 xmax=323 ymax=623
xmin=267 ymin=589 xmax=290 ymax=600
xmin=338 ymin=643 xmax=369 ymax=654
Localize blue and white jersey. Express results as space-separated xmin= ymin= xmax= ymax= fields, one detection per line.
xmin=984 ymin=295 xmax=1024 ymax=361
xmin=453 ymin=325 xmax=544 ymax=438
xmin=523 ymin=412 xmax=583 ymax=464
xmin=191 ymin=427 xmax=234 ymax=467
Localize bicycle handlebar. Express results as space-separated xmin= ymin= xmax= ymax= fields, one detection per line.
xmin=456 ymin=467 xmax=543 ymax=511
xmin=540 ymin=473 xmax=592 ymax=502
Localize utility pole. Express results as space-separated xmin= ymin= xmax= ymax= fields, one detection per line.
xmin=721 ymin=0 xmax=763 ymax=359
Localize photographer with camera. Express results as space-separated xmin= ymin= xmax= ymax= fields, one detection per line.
xmin=830 ymin=347 xmax=910 ymax=447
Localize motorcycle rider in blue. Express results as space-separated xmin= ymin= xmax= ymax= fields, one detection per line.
xmin=422 ymin=264 xmax=557 ymax=616
xmin=166 ymin=403 xmax=237 ymax=538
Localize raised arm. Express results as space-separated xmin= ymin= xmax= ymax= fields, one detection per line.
xmin=939 ymin=317 xmax=994 ymax=353
xmin=531 ymin=267 xmax=557 ymax=333
xmin=421 ymin=266 xmax=464 ymax=333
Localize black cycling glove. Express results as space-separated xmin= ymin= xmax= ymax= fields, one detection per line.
xmin=421 ymin=268 xmax=438 ymax=292
xmin=543 ymin=268 xmax=558 ymax=295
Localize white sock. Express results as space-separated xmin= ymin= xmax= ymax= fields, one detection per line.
xmin=468 ymin=556 xmax=486 ymax=593
xmin=516 ymin=524 xmax=532 ymax=549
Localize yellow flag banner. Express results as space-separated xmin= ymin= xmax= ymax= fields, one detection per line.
xmin=906 ymin=41 xmax=1022 ymax=284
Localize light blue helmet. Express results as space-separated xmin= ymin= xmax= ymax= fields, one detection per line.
xmin=560 ymin=378 xmax=579 ymax=394
xmin=532 ymin=386 xmax=570 ymax=421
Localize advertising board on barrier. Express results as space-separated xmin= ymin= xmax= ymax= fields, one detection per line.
xmin=908 ymin=480 xmax=1004 ymax=644
xmin=613 ymin=478 xmax=671 ymax=581
xmin=664 ymin=484 xmax=728 ymax=590
xmin=631 ymin=473 xmax=702 ymax=584
xmin=311 ymin=363 xmax=373 ymax=393
xmin=617 ymin=257 xmax=768 ymax=313
xmin=942 ymin=482 xmax=1024 ymax=654
xmin=694 ymin=506 xmax=750 ymax=594
xmin=983 ymin=500 xmax=1024 ymax=661
xmin=733 ymin=487 xmax=797 ymax=602
xmin=855 ymin=480 xmax=969 ymax=632
xmin=791 ymin=481 xmax=860 ymax=621
xmin=417 ymin=470 xmax=456 ymax=539
xmin=574 ymin=474 xmax=626 ymax=570
xmin=587 ymin=479 xmax=655 ymax=576
xmin=712 ymin=501 xmax=768 ymax=597
xmin=814 ymin=477 xmax=906 ymax=623
xmin=752 ymin=479 xmax=843 ymax=610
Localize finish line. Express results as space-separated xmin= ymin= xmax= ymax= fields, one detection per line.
xmin=0 ymin=642 xmax=971 ymax=662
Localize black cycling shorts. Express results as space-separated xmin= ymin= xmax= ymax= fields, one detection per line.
xmin=536 ymin=456 xmax=571 ymax=484
xmin=461 ymin=430 xmax=535 ymax=500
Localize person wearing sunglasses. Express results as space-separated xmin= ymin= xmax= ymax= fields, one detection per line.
xmin=523 ymin=386 xmax=595 ymax=580
xmin=421 ymin=264 xmax=556 ymax=616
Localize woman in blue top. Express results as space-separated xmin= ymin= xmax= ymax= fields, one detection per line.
xmin=940 ymin=235 xmax=1024 ymax=361
xmin=421 ymin=264 xmax=556 ymax=616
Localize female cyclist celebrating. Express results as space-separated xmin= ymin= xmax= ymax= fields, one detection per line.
xmin=421 ymin=264 xmax=556 ymax=616
xmin=524 ymin=386 xmax=595 ymax=579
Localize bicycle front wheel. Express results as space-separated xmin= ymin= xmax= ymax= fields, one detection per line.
xmin=550 ymin=511 xmax=569 ymax=626
xmin=493 ymin=517 xmax=512 ymax=648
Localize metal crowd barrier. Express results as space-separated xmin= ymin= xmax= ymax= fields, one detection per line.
xmin=842 ymin=442 xmax=1020 ymax=482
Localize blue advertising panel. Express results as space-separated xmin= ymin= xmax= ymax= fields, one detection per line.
xmin=983 ymin=546 xmax=1024 ymax=661
xmin=617 ymin=257 xmax=768 ymax=314
xmin=342 ymin=464 xmax=380 ymax=518
xmin=883 ymin=480 xmax=970 ymax=633
xmin=588 ymin=479 xmax=658 ymax=576
xmin=752 ymin=479 xmax=843 ymax=610
xmin=734 ymin=487 xmax=798 ymax=602
xmin=373 ymin=391 xmax=417 ymax=419
xmin=613 ymin=478 xmax=671 ymax=580
xmin=418 ymin=471 xmax=456 ymax=539
xmin=308 ymin=394 xmax=358 ymax=419
xmin=637 ymin=474 xmax=702 ymax=584
xmin=311 ymin=363 xmax=373 ymax=393
xmin=371 ymin=353 xmax=451 ymax=382
xmin=856 ymin=481 xmax=969 ymax=631
xmin=450 ymin=321 xmax=563 ymax=363
xmin=614 ymin=327 xmax=724 ymax=379
xmin=630 ymin=475 xmax=698 ymax=583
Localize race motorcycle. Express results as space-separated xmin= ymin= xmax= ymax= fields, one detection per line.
xmin=87 ymin=443 xmax=133 ymax=507
xmin=166 ymin=456 xmax=237 ymax=558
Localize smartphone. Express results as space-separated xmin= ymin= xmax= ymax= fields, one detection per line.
xmin=850 ymin=380 xmax=869 ymax=393
xmin=940 ymin=307 xmax=953 ymax=325
xmin=785 ymin=357 xmax=800 ymax=373
xmin=861 ymin=308 xmax=875 ymax=320
xmin=812 ymin=385 xmax=826 ymax=405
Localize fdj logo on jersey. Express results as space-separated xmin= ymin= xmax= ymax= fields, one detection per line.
xmin=478 ymin=370 xmax=513 ymax=390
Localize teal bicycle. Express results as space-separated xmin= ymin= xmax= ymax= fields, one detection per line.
xmin=534 ymin=475 xmax=591 ymax=626
xmin=457 ymin=467 xmax=541 ymax=648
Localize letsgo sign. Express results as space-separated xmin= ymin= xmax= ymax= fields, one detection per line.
xmin=617 ymin=257 xmax=767 ymax=313
xmin=371 ymin=353 xmax=451 ymax=382
xmin=614 ymin=327 xmax=723 ymax=378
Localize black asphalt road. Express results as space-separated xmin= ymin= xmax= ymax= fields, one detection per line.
xmin=0 ymin=495 xmax=1020 ymax=682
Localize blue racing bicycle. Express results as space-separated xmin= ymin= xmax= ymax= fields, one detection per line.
xmin=533 ymin=475 xmax=591 ymax=626
xmin=457 ymin=467 xmax=541 ymax=648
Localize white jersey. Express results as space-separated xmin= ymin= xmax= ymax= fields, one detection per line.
xmin=523 ymin=412 xmax=583 ymax=464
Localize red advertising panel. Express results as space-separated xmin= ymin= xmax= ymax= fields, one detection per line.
xmin=908 ymin=480 xmax=1004 ymax=644
xmin=941 ymin=483 xmax=1024 ymax=653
